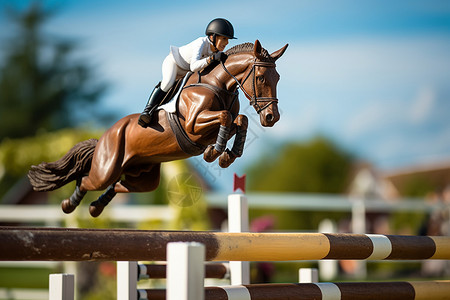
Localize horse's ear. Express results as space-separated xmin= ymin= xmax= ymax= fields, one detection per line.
xmin=270 ymin=43 xmax=289 ymax=61
xmin=253 ymin=40 xmax=264 ymax=60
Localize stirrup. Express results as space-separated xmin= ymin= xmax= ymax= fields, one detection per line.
xmin=138 ymin=112 xmax=152 ymax=127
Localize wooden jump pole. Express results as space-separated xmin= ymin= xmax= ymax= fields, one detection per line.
xmin=143 ymin=281 xmax=450 ymax=300
xmin=138 ymin=263 xmax=228 ymax=279
xmin=1 ymin=227 xmax=450 ymax=261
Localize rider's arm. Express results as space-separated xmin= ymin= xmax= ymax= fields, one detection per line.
xmin=189 ymin=37 xmax=213 ymax=72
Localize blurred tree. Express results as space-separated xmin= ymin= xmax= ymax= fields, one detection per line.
xmin=246 ymin=136 xmax=354 ymax=193
xmin=0 ymin=128 xmax=102 ymax=201
xmin=0 ymin=2 xmax=110 ymax=142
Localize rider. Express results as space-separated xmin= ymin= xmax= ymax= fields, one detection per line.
xmin=138 ymin=18 xmax=236 ymax=127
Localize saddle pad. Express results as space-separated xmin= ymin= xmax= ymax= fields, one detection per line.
xmin=158 ymin=72 xmax=193 ymax=113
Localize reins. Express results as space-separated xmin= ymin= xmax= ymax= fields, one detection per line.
xmin=183 ymin=57 xmax=278 ymax=115
xmin=221 ymin=58 xmax=278 ymax=114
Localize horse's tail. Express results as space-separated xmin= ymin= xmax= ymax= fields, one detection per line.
xmin=28 ymin=139 xmax=98 ymax=192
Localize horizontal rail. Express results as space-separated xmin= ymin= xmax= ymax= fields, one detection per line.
xmin=0 ymin=205 xmax=175 ymax=223
xmin=1 ymin=227 xmax=449 ymax=262
xmin=139 ymin=263 xmax=228 ymax=279
xmin=141 ymin=281 xmax=450 ymax=300
xmin=206 ymin=192 xmax=434 ymax=212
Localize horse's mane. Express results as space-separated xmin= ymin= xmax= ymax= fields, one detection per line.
xmin=201 ymin=42 xmax=273 ymax=74
xmin=225 ymin=42 xmax=273 ymax=62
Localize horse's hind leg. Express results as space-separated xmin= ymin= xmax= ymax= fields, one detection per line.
xmin=115 ymin=164 xmax=161 ymax=193
xmin=62 ymin=123 xmax=126 ymax=215
xmin=61 ymin=179 xmax=86 ymax=214
xmin=89 ymin=184 xmax=117 ymax=217
xmin=79 ymin=166 xmax=122 ymax=216
xmin=88 ymin=164 xmax=161 ymax=217
xmin=60 ymin=162 xmax=122 ymax=215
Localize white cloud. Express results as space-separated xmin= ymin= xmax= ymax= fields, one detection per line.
xmin=371 ymin=125 xmax=450 ymax=169
xmin=282 ymin=34 xmax=450 ymax=90
xmin=344 ymin=85 xmax=439 ymax=140
xmin=344 ymin=100 xmax=398 ymax=138
xmin=409 ymin=86 xmax=435 ymax=124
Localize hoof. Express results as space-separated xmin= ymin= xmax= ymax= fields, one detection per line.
xmin=61 ymin=199 xmax=77 ymax=214
xmin=203 ymin=145 xmax=219 ymax=163
xmin=218 ymin=149 xmax=236 ymax=168
xmin=89 ymin=202 xmax=104 ymax=218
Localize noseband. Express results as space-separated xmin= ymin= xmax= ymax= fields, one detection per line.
xmin=221 ymin=59 xmax=278 ymax=114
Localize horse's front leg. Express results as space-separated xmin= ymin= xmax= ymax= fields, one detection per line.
xmin=197 ymin=110 xmax=233 ymax=163
xmin=218 ymin=114 xmax=248 ymax=168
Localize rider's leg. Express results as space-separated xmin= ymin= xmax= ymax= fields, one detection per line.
xmin=138 ymin=55 xmax=178 ymax=127
xmin=160 ymin=54 xmax=180 ymax=92
xmin=138 ymin=84 xmax=167 ymax=127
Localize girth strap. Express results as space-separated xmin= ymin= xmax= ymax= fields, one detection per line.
xmin=167 ymin=112 xmax=206 ymax=156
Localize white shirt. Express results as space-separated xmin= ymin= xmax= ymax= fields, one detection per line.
xmin=170 ymin=36 xmax=214 ymax=72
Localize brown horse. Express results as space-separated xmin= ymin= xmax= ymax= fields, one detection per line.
xmin=28 ymin=40 xmax=288 ymax=217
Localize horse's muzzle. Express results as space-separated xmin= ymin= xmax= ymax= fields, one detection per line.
xmin=260 ymin=110 xmax=280 ymax=127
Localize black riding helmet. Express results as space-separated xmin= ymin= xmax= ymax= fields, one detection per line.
xmin=205 ymin=18 xmax=236 ymax=40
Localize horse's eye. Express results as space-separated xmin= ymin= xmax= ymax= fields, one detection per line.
xmin=257 ymin=76 xmax=265 ymax=83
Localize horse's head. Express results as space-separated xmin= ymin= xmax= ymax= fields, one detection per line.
xmin=240 ymin=40 xmax=288 ymax=127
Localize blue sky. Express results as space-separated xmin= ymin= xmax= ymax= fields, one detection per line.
xmin=1 ymin=0 xmax=450 ymax=191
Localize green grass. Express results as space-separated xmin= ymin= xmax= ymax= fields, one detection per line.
xmin=0 ymin=267 xmax=56 ymax=289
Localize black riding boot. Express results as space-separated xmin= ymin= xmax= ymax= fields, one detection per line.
xmin=138 ymin=85 xmax=167 ymax=127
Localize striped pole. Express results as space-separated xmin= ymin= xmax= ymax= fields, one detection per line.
xmin=143 ymin=281 xmax=450 ymax=300
xmin=1 ymin=227 xmax=449 ymax=261
xmin=139 ymin=263 xmax=228 ymax=279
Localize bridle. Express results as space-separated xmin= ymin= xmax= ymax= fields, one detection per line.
xmin=221 ymin=58 xmax=278 ymax=114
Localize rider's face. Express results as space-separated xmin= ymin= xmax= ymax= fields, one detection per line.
xmin=215 ymin=36 xmax=229 ymax=51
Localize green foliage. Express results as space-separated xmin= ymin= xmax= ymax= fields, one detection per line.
xmin=0 ymin=129 xmax=100 ymax=177
xmin=389 ymin=211 xmax=427 ymax=234
xmin=162 ymin=160 xmax=211 ymax=230
xmin=0 ymin=2 xmax=110 ymax=142
xmin=246 ymin=136 xmax=354 ymax=193
xmin=81 ymin=272 xmax=116 ymax=300
xmin=0 ymin=267 xmax=57 ymax=289
xmin=401 ymin=176 xmax=436 ymax=197
xmin=250 ymin=209 xmax=349 ymax=232
xmin=0 ymin=128 xmax=101 ymax=201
